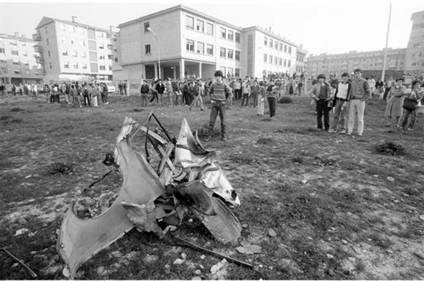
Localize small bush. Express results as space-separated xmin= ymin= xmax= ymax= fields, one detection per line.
xmin=374 ymin=142 xmax=406 ymax=156
xmin=47 ymin=162 xmax=74 ymax=175
xmin=278 ymin=96 xmax=293 ymax=104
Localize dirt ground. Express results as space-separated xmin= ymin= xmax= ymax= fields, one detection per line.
xmin=1 ymin=94 xmax=424 ymax=280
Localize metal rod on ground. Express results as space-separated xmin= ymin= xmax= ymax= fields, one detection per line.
xmin=1 ymin=248 xmax=37 ymax=278
xmin=171 ymin=236 xmax=254 ymax=269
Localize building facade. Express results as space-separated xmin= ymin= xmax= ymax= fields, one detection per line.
xmin=34 ymin=17 xmax=114 ymax=82
xmin=405 ymin=10 xmax=424 ymax=75
xmin=306 ymin=48 xmax=406 ymax=78
xmin=116 ymin=5 xmax=304 ymax=91
xmin=0 ymin=33 xmax=43 ymax=84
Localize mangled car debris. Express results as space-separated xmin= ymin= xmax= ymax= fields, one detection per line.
xmin=57 ymin=114 xmax=242 ymax=279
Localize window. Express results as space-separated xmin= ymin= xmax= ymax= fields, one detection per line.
xmin=279 ymin=43 xmax=283 ymax=51
xmin=279 ymin=58 xmax=283 ymax=65
xmin=70 ymin=39 xmax=74 ymax=45
xmin=99 ymin=55 xmax=105 ymax=60
xmin=108 ymin=54 xmax=113 ymax=59
xmin=144 ymin=22 xmax=150 ymax=32
xmin=64 ymin=62 xmax=70 ymax=68
xmin=284 ymin=45 xmax=287 ymax=52
xmin=81 ymin=40 xmax=86 ymax=47
xmin=197 ymin=42 xmax=204 ymax=54
xmin=81 ymin=52 xmax=86 ymax=58
xmin=99 ymin=65 xmax=106 ymax=70
xmin=220 ymin=66 xmax=226 ymax=74
xmin=9 ymin=41 xmax=17 ymax=46
xmin=220 ymin=27 xmax=226 ymax=39
xmin=73 ymin=51 xmax=78 ymax=57
xmin=109 ymin=65 xmax=112 ymax=70
xmin=46 ymin=38 xmax=49 ymax=45
xmin=235 ymin=50 xmax=240 ymax=61
xmin=275 ymin=57 xmax=278 ymax=64
xmin=228 ymin=30 xmax=234 ymax=41
xmin=145 ymin=44 xmax=151 ymax=55
xmin=288 ymin=46 xmax=292 ymax=54
xmin=270 ymin=39 xmax=273 ymax=48
xmin=82 ymin=64 xmax=87 ymax=69
xmin=235 ymin=68 xmax=240 ymax=77
xmin=114 ymin=57 xmax=118 ymax=63
xmin=107 ymin=44 xmax=113 ymax=50
xmin=275 ymin=42 xmax=278 ymax=50
xmin=269 ymin=55 xmax=273 ymax=64
xmin=186 ymin=16 xmax=194 ymax=29
xmin=49 ymin=63 xmax=52 ymax=70
xmin=264 ymin=37 xmax=268 ymax=46
xmin=288 ymin=60 xmax=291 ymax=67
xmin=206 ymin=23 xmax=214 ymax=35
xmin=0 ymin=48 xmax=5 ymax=53
xmin=23 ymin=52 xmax=28 ymax=57
xmin=62 ymin=50 xmax=68 ymax=56
xmin=196 ymin=19 xmax=204 ymax=32
xmin=264 ymin=54 xmax=267 ymax=63
xmin=99 ymin=44 xmax=104 ymax=49
xmin=11 ymin=50 xmax=19 ymax=56
xmin=73 ymin=63 xmax=78 ymax=69
xmin=206 ymin=44 xmax=214 ymax=56
xmin=235 ymin=32 xmax=240 ymax=43
xmin=186 ymin=40 xmax=194 ymax=52
xmin=227 ymin=67 xmax=233 ymax=76
xmin=219 ymin=47 xmax=226 ymax=58
xmin=227 ymin=49 xmax=234 ymax=59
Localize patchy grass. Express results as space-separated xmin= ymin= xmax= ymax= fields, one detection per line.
xmin=1 ymin=95 xmax=424 ymax=279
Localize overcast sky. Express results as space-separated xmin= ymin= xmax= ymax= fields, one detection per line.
xmin=1 ymin=0 xmax=423 ymax=55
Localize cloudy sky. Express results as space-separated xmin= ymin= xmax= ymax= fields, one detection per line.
xmin=0 ymin=0 xmax=423 ymax=55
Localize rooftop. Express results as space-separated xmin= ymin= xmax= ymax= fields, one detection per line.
xmin=35 ymin=16 xmax=111 ymax=33
xmin=119 ymin=4 xmax=242 ymax=31
xmin=0 ymin=33 xmax=36 ymax=43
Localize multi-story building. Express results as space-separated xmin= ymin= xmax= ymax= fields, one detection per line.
xmin=306 ymin=48 xmax=406 ymax=78
xmin=0 ymin=33 xmax=43 ymax=84
xmin=116 ymin=5 xmax=304 ymax=91
xmin=295 ymin=46 xmax=307 ymax=74
xmin=405 ymin=10 xmax=424 ymax=75
xmin=34 ymin=17 xmax=114 ymax=81
xmin=241 ymin=26 xmax=298 ymax=78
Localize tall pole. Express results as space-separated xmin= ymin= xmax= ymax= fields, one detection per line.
xmin=381 ymin=1 xmax=392 ymax=82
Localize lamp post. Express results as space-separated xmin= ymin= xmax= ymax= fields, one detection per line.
xmin=147 ymin=27 xmax=161 ymax=80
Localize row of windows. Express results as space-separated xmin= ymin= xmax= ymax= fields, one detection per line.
xmin=185 ymin=15 xmax=241 ymax=43
xmin=264 ymin=37 xmax=292 ymax=54
xmin=9 ymin=50 xmax=29 ymax=56
xmin=184 ymin=39 xmax=241 ymax=60
xmin=263 ymin=54 xmax=291 ymax=67
xmin=60 ymin=50 xmax=113 ymax=60
xmin=62 ymin=63 xmax=112 ymax=70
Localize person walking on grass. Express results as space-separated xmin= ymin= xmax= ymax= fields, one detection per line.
xmin=329 ymin=72 xmax=351 ymax=133
xmin=384 ymin=77 xmax=406 ymax=129
xmin=208 ymin=70 xmax=232 ymax=141
xmin=267 ymin=82 xmax=278 ymax=118
xmin=140 ymin=80 xmax=150 ymax=107
xmin=189 ymin=80 xmax=204 ymax=111
xmin=257 ymin=81 xmax=266 ymax=116
xmin=310 ymin=74 xmax=333 ymax=131
xmin=399 ymin=80 xmax=421 ymax=131
xmin=241 ymin=79 xmax=251 ymax=107
xmin=347 ymin=69 xmax=371 ymax=136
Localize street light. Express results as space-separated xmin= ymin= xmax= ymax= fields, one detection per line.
xmin=147 ymin=27 xmax=161 ymax=80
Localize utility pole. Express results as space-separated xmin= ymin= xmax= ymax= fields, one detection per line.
xmin=381 ymin=1 xmax=392 ymax=82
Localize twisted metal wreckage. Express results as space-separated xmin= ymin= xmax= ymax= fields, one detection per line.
xmin=57 ymin=114 xmax=243 ymax=279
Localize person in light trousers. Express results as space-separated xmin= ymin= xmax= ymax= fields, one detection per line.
xmin=347 ymin=69 xmax=371 ymax=136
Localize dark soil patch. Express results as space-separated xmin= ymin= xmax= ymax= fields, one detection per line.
xmin=374 ymin=142 xmax=406 ymax=156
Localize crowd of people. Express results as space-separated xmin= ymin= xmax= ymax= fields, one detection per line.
xmin=1 ymin=69 xmax=423 ymax=140
xmin=309 ymin=69 xmax=424 ymax=135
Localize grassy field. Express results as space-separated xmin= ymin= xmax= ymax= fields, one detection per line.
xmin=1 ymin=94 xmax=424 ymax=280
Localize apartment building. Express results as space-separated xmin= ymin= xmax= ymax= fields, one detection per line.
xmin=405 ymin=10 xmax=424 ymax=75
xmin=34 ymin=17 xmax=114 ymax=82
xmin=0 ymin=33 xmax=43 ymax=84
xmin=116 ymin=5 xmax=304 ymax=90
xmin=306 ymin=48 xmax=406 ymax=78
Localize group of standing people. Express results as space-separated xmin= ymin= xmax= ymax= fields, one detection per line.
xmin=43 ymin=81 xmax=110 ymax=107
xmin=309 ymin=68 xmax=424 ymax=136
